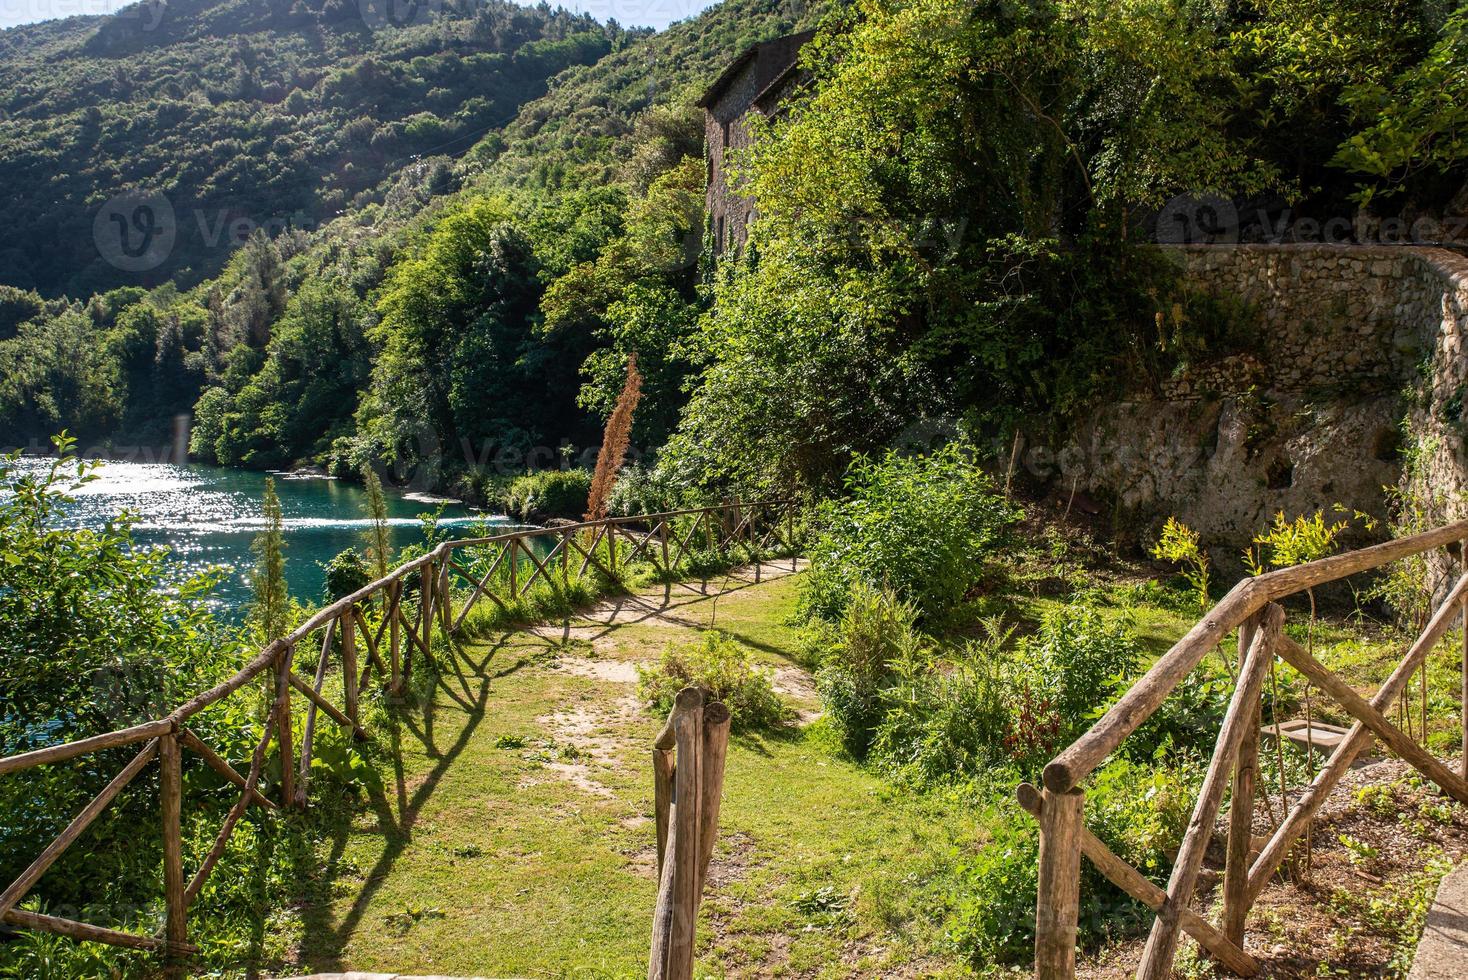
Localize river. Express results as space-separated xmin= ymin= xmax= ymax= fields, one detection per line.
xmin=8 ymin=457 xmax=505 ymax=612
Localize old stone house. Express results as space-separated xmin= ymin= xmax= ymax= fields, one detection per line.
xmin=698 ymin=30 xmax=815 ymax=258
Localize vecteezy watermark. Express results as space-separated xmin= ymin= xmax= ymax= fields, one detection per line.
xmin=93 ymin=191 xmax=177 ymax=273
xmin=1156 ymin=192 xmax=1468 ymax=246
xmin=1155 ymin=193 xmax=1240 ymax=245
xmin=94 ymin=191 xmax=319 ymax=274
xmin=357 ymin=0 xmax=442 ymax=31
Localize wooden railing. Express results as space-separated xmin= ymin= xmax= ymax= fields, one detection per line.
xmin=0 ymin=498 xmax=799 ymax=969
xmin=1027 ymin=518 xmax=1468 ymax=979
xmin=647 ymin=687 xmax=731 ymax=980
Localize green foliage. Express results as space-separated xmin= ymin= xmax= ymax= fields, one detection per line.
xmin=1151 ymin=517 xmax=1211 ymax=611
xmin=636 ymin=632 xmax=788 ymax=730
xmin=869 ymin=620 xmax=1014 ymax=784
xmin=1331 ymin=8 xmax=1468 ymax=206
xmin=0 ymin=434 xmax=243 ymax=964
xmin=1244 ymin=508 xmax=1349 ymax=574
xmin=322 ymin=548 xmax=371 ymax=602
xmin=362 ymin=467 xmax=392 ymax=580
xmin=1015 ymin=604 xmax=1141 ymax=751
xmin=0 ymin=0 xmax=616 ymax=297
xmin=800 ymin=443 xmax=1020 ymax=625
xmin=814 ymin=582 xmax=927 ymax=757
xmin=502 ymin=469 xmax=594 ymax=521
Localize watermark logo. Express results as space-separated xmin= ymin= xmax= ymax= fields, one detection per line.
xmin=93 ymin=190 xmax=177 ymax=273
xmin=1155 ymin=193 xmax=1239 ymax=245
xmin=357 ymin=0 xmax=442 ymax=31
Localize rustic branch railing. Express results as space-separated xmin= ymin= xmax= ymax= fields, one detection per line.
xmin=648 ymin=687 xmax=730 ymax=980
xmin=0 ymin=498 xmax=798 ymax=969
xmin=1028 ymin=518 xmax=1468 ymax=979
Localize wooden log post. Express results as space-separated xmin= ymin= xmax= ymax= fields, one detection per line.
xmin=694 ymin=702 xmax=731 ymax=899
xmin=1223 ymin=616 xmax=1262 ymax=948
xmin=275 ymin=645 xmax=295 ymax=806
xmin=1462 ymin=590 xmax=1467 ymax=783
xmin=650 ymin=688 xmax=705 ymax=980
xmin=160 ymin=730 xmax=187 ymax=970
xmin=390 ymin=580 xmax=402 ymax=695
xmin=341 ymin=609 xmax=358 ymax=729
xmin=421 ymin=559 xmax=435 ymax=666
xmin=438 ymin=555 xmax=453 ymax=632
xmin=608 ymin=524 xmax=618 ymax=578
xmin=509 ymin=539 xmax=519 ymax=599
xmin=1137 ymin=602 xmax=1283 ymax=980
xmin=1034 ymin=785 xmax=1085 ymax=979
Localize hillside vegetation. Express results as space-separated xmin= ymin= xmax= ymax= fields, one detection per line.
xmin=0 ymin=0 xmax=622 ymax=297
xmin=4 ymin=0 xmax=1466 ymax=501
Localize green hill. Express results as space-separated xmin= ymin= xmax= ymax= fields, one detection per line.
xmin=0 ymin=0 xmax=623 ymax=297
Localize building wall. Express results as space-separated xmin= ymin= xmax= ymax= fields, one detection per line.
xmin=703 ymin=33 xmax=811 ymax=258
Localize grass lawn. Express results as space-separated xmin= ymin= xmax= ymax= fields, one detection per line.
xmin=261 ymin=565 xmax=980 ymax=979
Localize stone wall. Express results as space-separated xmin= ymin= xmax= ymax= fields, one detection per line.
xmin=1048 ymin=244 xmax=1468 ymax=571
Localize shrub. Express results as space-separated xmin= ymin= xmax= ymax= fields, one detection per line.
xmin=814 ymin=582 xmax=925 ymax=757
xmin=870 ymin=621 xmax=1013 ymax=784
xmin=606 ymin=463 xmax=686 ymax=517
xmin=1016 ymin=604 xmax=1141 ymax=749
xmin=322 ymin=547 xmax=370 ymax=600
xmin=502 ymin=469 xmax=593 ymax=521
xmin=636 ymin=632 xmax=787 ymax=730
xmin=800 ymin=442 xmax=1020 ymax=625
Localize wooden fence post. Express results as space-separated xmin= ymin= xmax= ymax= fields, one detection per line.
xmin=1223 ymin=616 xmax=1261 ymax=946
xmin=1035 ymin=786 xmax=1084 ymax=980
xmin=509 ymin=539 xmax=519 ymax=599
xmin=608 ymin=525 xmax=618 ymax=577
xmin=421 ymin=559 xmax=434 ymax=665
xmin=275 ymin=646 xmax=295 ymax=806
xmin=341 ymin=609 xmax=358 ymax=728
xmin=160 ymin=730 xmax=187 ymax=973
xmin=1462 ymin=589 xmax=1467 ymax=782
xmin=389 ymin=580 xmax=402 ymax=696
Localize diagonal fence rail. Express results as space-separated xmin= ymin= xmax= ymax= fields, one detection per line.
xmin=0 ymin=498 xmax=799 ymax=970
xmin=1028 ymin=517 xmax=1468 ymax=979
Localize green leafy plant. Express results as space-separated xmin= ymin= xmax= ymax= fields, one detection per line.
xmin=800 ymin=443 xmax=1021 ymax=625
xmin=1151 ymin=517 xmax=1210 ymax=611
xmin=636 ymin=632 xmax=787 ymax=730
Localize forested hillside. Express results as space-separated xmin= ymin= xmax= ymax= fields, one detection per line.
xmin=0 ymin=0 xmax=623 ymax=297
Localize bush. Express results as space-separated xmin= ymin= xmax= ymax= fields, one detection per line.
xmin=813 ymin=581 xmax=926 ymax=757
xmin=870 ymin=621 xmax=1013 ymax=784
xmin=1014 ymin=605 xmax=1141 ymax=754
xmin=606 ymin=463 xmax=686 ymax=517
xmin=502 ymin=469 xmax=593 ymax=522
xmin=636 ymin=632 xmax=787 ymax=730
xmin=322 ymin=547 xmax=370 ymax=600
xmin=800 ymin=443 xmax=1020 ymax=625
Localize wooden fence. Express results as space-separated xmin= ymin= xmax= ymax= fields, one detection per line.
xmin=0 ymin=498 xmax=798 ymax=969
xmin=647 ymin=687 xmax=731 ymax=980
xmin=1028 ymin=518 xmax=1468 ymax=979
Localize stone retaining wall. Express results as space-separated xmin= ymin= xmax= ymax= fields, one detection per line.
xmin=1050 ymin=244 xmax=1468 ymax=570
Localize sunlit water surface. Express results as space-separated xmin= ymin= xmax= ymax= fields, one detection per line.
xmin=8 ymin=458 xmax=506 ymax=614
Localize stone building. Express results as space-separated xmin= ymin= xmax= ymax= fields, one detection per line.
xmin=698 ymin=29 xmax=815 ymax=258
